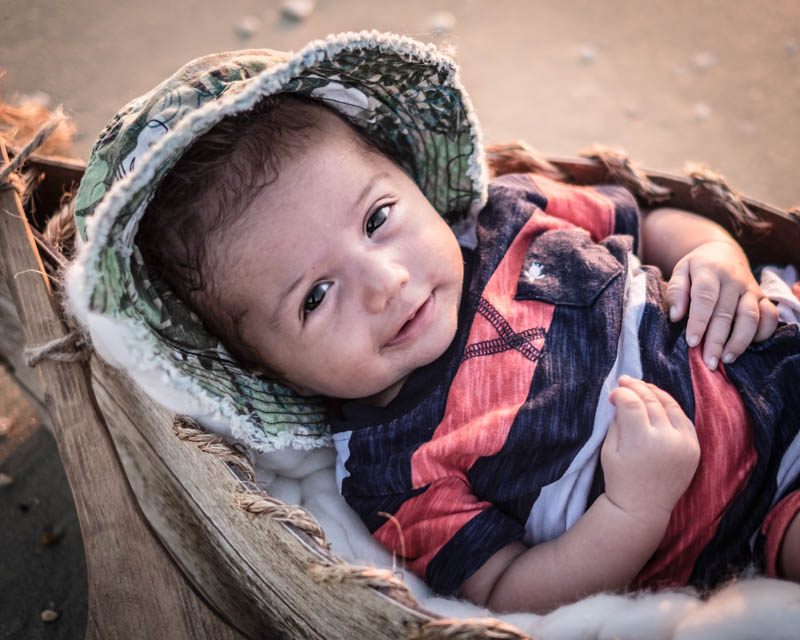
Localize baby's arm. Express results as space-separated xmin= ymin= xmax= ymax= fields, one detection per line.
xmin=460 ymin=376 xmax=700 ymax=613
xmin=641 ymin=208 xmax=779 ymax=369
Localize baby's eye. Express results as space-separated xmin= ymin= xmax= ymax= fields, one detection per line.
xmin=303 ymin=282 xmax=332 ymax=316
xmin=366 ymin=205 xmax=390 ymax=237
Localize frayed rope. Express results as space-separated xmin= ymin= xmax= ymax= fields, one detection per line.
xmin=23 ymin=331 xmax=90 ymax=367
xmin=0 ymin=107 xmax=66 ymax=187
xmin=580 ymin=144 xmax=672 ymax=206
xmin=408 ymin=618 xmax=531 ymax=640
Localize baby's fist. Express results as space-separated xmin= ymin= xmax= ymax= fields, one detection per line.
xmin=602 ymin=376 xmax=700 ymax=521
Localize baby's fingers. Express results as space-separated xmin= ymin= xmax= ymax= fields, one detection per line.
xmin=608 ymin=386 xmax=648 ymax=442
xmin=665 ymin=260 xmax=691 ymax=322
xmin=754 ymin=297 xmax=779 ymax=343
xmin=645 ymin=384 xmax=695 ymax=435
xmin=719 ymin=290 xmax=760 ymax=364
xmin=685 ymin=270 xmax=720 ymax=348
xmin=701 ymin=282 xmax=743 ymax=369
xmin=615 ymin=376 xmax=669 ymax=429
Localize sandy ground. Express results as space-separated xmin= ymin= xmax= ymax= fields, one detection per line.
xmin=1 ymin=1 xmax=798 ymax=638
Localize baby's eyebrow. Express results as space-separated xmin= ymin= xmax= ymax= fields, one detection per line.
xmin=353 ymin=171 xmax=390 ymax=212
xmin=272 ymin=170 xmax=391 ymax=326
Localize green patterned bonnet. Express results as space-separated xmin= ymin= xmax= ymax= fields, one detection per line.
xmin=65 ymin=31 xmax=488 ymax=451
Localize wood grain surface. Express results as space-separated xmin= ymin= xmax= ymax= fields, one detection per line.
xmin=0 ymin=160 xmax=246 ymax=639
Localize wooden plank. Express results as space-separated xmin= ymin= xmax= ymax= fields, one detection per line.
xmin=0 ymin=272 xmax=51 ymax=424
xmin=90 ymin=355 xmax=433 ymax=639
xmin=0 ymin=151 xmax=245 ymax=639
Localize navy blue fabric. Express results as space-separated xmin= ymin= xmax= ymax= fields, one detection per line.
xmin=331 ymin=174 xmax=800 ymax=596
xmin=691 ymin=323 xmax=800 ymax=586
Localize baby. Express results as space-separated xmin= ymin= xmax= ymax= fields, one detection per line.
xmin=137 ymin=94 xmax=800 ymax=612
xmin=73 ymin=35 xmax=800 ymax=614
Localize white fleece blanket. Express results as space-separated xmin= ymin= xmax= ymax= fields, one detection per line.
xmin=252 ymin=445 xmax=800 ymax=640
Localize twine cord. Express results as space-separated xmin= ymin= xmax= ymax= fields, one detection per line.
xmin=171 ymin=413 xmax=438 ymax=614
xmin=0 ymin=171 xmax=25 ymax=195
xmin=173 ymin=415 xmax=334 ymax=549
xmin=22 ymin=331 xmax=90 ymax=367
xmin=580 ymin=145 xmax=672 ymax=205
xmin=409 ymin=618 xmax=532 ymax=640
xmin=684 ymin=162 xmax=772 ymax=239
xmin=3 ymin=105 xmax=88 ymax=369
xmin=0 ymin=107 xmax=66 ymax=187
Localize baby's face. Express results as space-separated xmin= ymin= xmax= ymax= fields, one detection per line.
xmin=217 ymin=108 xmax=464 ymax=405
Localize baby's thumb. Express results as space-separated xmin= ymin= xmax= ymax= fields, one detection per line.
xmin=665 ymin=260 xmax=691 ymax=322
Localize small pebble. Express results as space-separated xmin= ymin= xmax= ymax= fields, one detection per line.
xmin=694 ymin=101 xmax=712 ymax=121
xmin=785 ymin=41 xmax=799 ymax=56
xmin=234 ymin=15 xmax=261 ymax=40
xmin=0 ymin=472 xmax=13 ymax=488
xmin=577 ymin=43 xmax=597 ymax=64
xmin=429 ymin=11 xmax=456 ymax=36
xmin=41 ymin=609 xmax=59 ymax=623
xmin=693 ymin=51 xmax=717 ymax=71
xmin=281 ymin=0 xmax=314 ymax=21
xmin=41 ymin=527 xmax=63 ymax=546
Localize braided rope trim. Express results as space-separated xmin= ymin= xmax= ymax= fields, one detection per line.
xmin=2 ymin=109 xmax=94 ymax=369
xmin=171 ymin=414 xmax=434 ymax=616
xmin=307 ymin=562 xmax=419 ymax=609
xmin=409 ymin=618 xmax=532 ymax=640
xmin=173 ymin=415 xmax=537 ymax=638
xmin=684 ymin=163 xmax=773 ymax=240
xmin=580 ymin=144 xmax=672 ymax=205
xmin=0 ymin=170 xmax=25 ymax=194
xmin=234 ymin=493 xmax=330 ymax=551
xmin=172 ymin=416 xmax=255 ymax=480
xmin=0 ymin=107 xmax=65 ymax=184
xmin=22 ymin=330 xmax=90 ymax=367
xmin=485 ymin=141 xmax=569 ymax=182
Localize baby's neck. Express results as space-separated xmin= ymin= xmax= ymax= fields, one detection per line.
xmin=357 ymin=374 xmax=410 ymax=407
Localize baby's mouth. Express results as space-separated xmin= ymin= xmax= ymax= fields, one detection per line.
xmin=385 ymin=294 xmax=435 ymax=348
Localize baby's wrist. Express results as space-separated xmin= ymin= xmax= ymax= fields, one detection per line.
xmin=599 ymin=492 xmax=673 ymax=534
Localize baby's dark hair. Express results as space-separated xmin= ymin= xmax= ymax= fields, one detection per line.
xmin=136 ymin=93 xmax=401 ymax=375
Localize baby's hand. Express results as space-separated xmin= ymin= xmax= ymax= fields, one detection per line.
xmin=665 ymin=240 xmax=779 ymax=369
xmin=601 ymin=376 xmax=700 ymax=522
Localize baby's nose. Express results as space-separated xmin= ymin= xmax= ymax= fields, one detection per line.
xmin=362 ymin=258 xmax=409 ymax=313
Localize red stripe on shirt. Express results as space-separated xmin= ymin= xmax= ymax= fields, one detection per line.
xmin=529 ymin=175 xmax=616 ymax=242
xmin=763 ymin=490 xmax=800 ymax=577
xmin=634 ymin=346 xmax=756 ymax=588
xmin=410 ymin=212 xmax=557 ymax=488
xmin=373 ymin=475 xmax=494 ymax=578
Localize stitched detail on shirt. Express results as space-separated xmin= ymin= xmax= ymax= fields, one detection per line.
xmin=462 ymin=297 xmax=546 ymax=363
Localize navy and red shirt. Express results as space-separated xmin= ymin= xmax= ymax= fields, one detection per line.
xmin=331 ymin=173 xmax=800 ymax=597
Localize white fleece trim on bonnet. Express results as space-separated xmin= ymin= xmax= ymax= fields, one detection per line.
xmin=65 ymin=30 xmax=488 ymax=452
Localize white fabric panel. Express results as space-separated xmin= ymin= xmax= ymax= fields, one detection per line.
xmin=333 ymin=430 xmax=353 ymax=490
xmin=523 ymin=253 xmax=648 ymax=545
